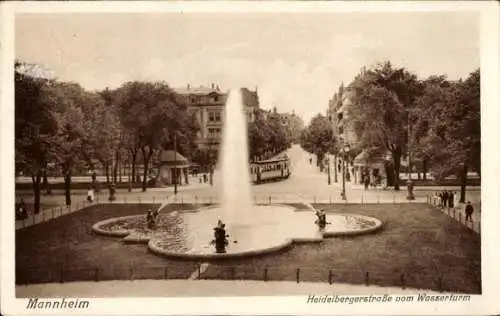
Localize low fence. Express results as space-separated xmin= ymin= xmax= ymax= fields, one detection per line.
xmin=18 ymin=192 xmax=480 ymax=233
xmin=425 ymin=195 xmax=480 ymax=234
xmin=16 ymin=263 xmax=478 ymax=294
xmin=15 ymin=192 xmax=428 ymax=230
xmin=15 ymin=198 xmax=96 ymax=230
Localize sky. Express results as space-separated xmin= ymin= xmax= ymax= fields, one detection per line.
xmin=15 ymin=12 xmax=479 ymax=123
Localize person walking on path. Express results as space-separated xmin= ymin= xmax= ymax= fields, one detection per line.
xmin=448 ymin=191 xmax=454 ymax=209
xmin=453 ymin=191 xmax=460 ymax=209
xmin=465 ymin=201 xmax=474 ymax=222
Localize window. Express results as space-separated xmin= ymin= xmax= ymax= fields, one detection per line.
xmin=208 ymin=127 xmax=221 ymax=139
xmin=208 ymin=111 xmax=221 ymax=122
xmin=337 ymin=112 xmax=343 ymax=121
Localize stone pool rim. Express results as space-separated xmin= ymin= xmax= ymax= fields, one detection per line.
xmin=91 ymin=206 xmax=384 ymax=259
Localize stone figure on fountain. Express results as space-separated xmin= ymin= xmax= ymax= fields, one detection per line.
xmin=211 ymin=220 xmax=229 ymax=253
xmin=146 ymin=209 xmax=157 ymax=229
xmin=315 ymin=209 xmax=328 ymax=229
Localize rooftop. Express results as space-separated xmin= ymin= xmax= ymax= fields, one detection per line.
xmin=159 ymin=150 xmax=189 ymax=163
xmin=174 ymin=85 xmax=225 ymax=95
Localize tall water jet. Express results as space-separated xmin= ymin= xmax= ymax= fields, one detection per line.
xmin=219 ymin=89 xmax=253 ymax=227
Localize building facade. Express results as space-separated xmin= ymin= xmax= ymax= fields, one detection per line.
xmin=174 ymin=84 xmax=260 ymax=151
xmin=327 ymin=81 xmax=388 ymax=186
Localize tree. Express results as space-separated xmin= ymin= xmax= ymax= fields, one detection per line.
xmin=247 ymin=115 xmax=271 ymax=160
xmin=81 ymin=90 xmax=121 ymax=184
xmin=113 ymin=81 xmax=198 ymax=191
xmin=412 ymin=75 xmax=452 ymax=180
xmin=300 ymin=114 xmax=337 ymax=170
xmin=419 ymin=69 xmax=480 ymax=202
xmin=347 ymin=62 xmax=423 ymax=190
xmin=286 ymin=113 xmax=305 ymax=144
xmin=40 ymin=81 xmax=86 ymax=206
xmin=15 ymin=61 xmax=57 ymax=214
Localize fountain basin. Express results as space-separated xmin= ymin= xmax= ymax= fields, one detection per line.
xmin=92 ymin=205 xmax=383 ymax=259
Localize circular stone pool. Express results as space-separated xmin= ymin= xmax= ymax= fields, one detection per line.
xmin=92 ymin=205 xmax=383 ymax=259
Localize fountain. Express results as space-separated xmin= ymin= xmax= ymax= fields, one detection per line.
xmin=92 ymin=89 xmax=383 ymax=259
xmin=220 ymin=89 xmax=253 ymax=228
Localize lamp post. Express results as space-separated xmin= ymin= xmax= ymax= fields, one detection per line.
xmin=341 ymin=144 xmax=350 ymax=200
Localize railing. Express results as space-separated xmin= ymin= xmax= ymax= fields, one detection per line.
xmin=425 ymin=195 xmax=480 ymax=234
xmin=15 ymin=263 xmax=479 ymax=294
xmin=15 ymin=191 xmax=434 ymax=230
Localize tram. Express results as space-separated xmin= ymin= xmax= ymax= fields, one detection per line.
xmin=250 ymin=156 xmax=291 ymax=184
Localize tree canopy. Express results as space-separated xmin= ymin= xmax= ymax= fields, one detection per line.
xmin=300 ymin=113 xmax=337 ymax=168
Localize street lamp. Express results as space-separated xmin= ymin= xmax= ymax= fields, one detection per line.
xmin=341 ymin=144 xmax=350 ymax=200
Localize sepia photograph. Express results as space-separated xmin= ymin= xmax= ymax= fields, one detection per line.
xmin=1 ymin=1 xmax=499 ymax=315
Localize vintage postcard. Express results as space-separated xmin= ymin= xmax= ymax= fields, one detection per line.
xmin=1 ymin=1 xmax=499 ymax=315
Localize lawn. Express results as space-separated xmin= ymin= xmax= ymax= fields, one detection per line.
xmin=15 ymin=203 xmax=480 ymax=294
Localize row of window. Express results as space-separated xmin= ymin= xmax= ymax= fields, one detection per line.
xmin=207 ymin=127 xmax=222 ymax=139
xmin=186 ymin=95 xmax=220 ymax=104
xmin=208 ymin=111 xmax=221 ymax=122
xmin=250 ymin=163 xmax=289 ymax=174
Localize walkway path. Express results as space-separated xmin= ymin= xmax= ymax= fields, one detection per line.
xmin=16 ymin=279 xmax=444 ymax=298
xmin=15 ymin=144 xmax=481 ymax=233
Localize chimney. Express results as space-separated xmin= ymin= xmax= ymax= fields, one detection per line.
xmin=211 ymin=83 xmax=215 ymax=89
xmin=187 ymin=84 xmax=190 ymax=90
xmin=273 ymin=106 xmax=277 ymax=114
xmin=216 ymin=85 xmax=220 ymax=91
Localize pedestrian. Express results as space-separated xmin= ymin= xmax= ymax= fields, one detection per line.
xmin=448 ymin=191 xmax=454 ymax=209
xmin=87 ymin=187 xmax=94 ymax=203
xmin=453 ymin=191 xmax=460 ymax=208
xmin=19 ymin=198 xmax=27 ymax=217
xmin=442 ymin=191 xmax=449 ymax=209
xmin=465 ymin=201 xmax=474 ymax=222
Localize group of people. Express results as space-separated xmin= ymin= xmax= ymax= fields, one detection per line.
xmin=361 ymin=173 xmax=383 ymax=190
xmin=430 ymin=190 xmax=475 ymax=222
xmin=433 ymin=190 xmax=459 ymax=209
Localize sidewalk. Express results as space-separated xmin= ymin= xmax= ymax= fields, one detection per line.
xmin=16 ymin=279 xmax=445 ymax=298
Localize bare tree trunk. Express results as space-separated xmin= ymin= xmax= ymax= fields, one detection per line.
xmin=392 ymin=148 xmax=401 ymax=191
xmin=423 ymin=158 xmax=428 ymax=181
xmin=141 ymin=148 xmax=153 ymax=192
xmin=130 ymin=149 xmax=138 ymax=183
xmin=105 ymin=162 xmax=110 ymax=184
xmin=460 ymin=162 xmax=468 ymax=203
xmin=42 ymin=166 xmax=52 ymax=195
xmin=113 ymin=151 xmax=120 ymax=183
xmin=334 ymin=155 xmax=338 ymax=182
xmin=31 ymin=170 xmax=42 ymax=214
xmin=119 ymin=155 xmax=123 ymax=183
xmin=64 ymin=167 xmax=72 ymax=206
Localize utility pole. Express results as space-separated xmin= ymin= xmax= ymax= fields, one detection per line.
xmin=174 ymin=133 xmax=178 ymax=195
